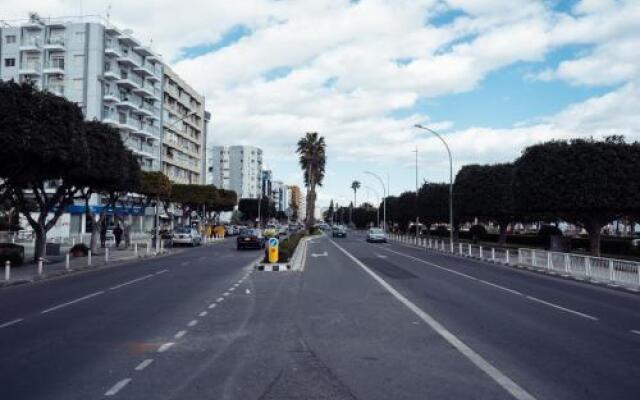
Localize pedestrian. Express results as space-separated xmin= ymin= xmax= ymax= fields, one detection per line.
xmin=123 ymin=221 xmax=131 ymax=249
xmin=113 ymin=223 xmax=123 ymax=248
xmin=100 ymin=221 xmax=107 ymax=248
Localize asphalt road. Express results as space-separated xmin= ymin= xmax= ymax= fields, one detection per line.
xmin=1 ymin=232 xmax=638 ymax=399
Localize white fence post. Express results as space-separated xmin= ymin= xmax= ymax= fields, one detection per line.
xmin=505 ymin=249 xmax=510 ymax=265
xmin=609 ymin=259 xmax=614 ymax=283
xmin=105 ymin=247 xmax=109 ymax=263
xmin=479 ymin=246 xmax=483 ymax=259
xmin=564 ymin=253 xmax=570 ymax=274
xmin=547 ymin=252 xmax=552 ymax=270
xmin=88 ymin=250 xmax=92 ymax=267
xmin=468 ymin=243 xmax=472 ymax=257
xmin=37 ymin=257 xmax=43 ymax=276
xmin=585 ymin=256 xmax=591 ymax=279
xmin=147 ymin=240 xmax=151 ymax=256
xmin=459 ymin=243 xmax=463 ymax=254
xmin=532 ymin=251 xmax=537 ymax=267
xmin=65 ymin=254 xmax=70 ymax=271
xmin=518 ymin=249 xmax=522 ymax=266
xmin=491 ymin=248 xmax=495 ymax=262
xmin=134 ymin=243 xmax=138 ymax=257
xmin=4 ymin=260 xmax=10 ymax=281
xmin=72 ymin=237 xmax=76 ymax=246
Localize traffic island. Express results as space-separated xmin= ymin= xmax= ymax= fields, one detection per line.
xmin=254 ymin=233 xmax=310 ymax=272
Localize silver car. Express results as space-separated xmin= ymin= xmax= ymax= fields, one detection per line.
xmin=172 ymin=227 xmax=202 ymax=247
xmin=366 ymin=228 xmax=387 ymax=243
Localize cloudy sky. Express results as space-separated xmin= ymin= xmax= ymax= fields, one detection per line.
xmin=4 ymin=0 xmax=640 ymax=209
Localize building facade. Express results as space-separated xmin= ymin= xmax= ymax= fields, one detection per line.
xmin=0 ymin=14 xmax=164 ymax=171
xmin=271 ymin=180 xmax=288 ymax=213
xmin=208 ymin=145 xmax=263 ymax=199
xmin=261 ymin=170 xmax=273 ymax=198
xmin=161 ymin=66 xmax=206 ymax=184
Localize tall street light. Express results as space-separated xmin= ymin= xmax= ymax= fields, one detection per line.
xmin=414 ymin=124 xmax=454 ymax=252
xmin=364 ymin=171 xmax=387 ymax=231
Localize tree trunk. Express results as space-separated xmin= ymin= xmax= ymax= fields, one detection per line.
xmin=584 ymin=219 xmax=603 ymax=257
xmin=33 ymin=222 xmax=46 ymax=262
xmin=498 ymin=223 xmax=508 ymax=246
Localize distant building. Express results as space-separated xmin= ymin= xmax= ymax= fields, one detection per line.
xmin=271 ymin=181 xmax=288 ymax=213
xmin=208 ymin=145 xmax=262 ymax=199
xmin=261 ymin=170 xmax=273 ymax=198
xmin=289 ymin=185 xmax=303 ymax=222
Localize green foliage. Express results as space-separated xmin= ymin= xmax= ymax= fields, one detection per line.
xmin=537 ymin=225 xmax=562 ymax=237
xmin=238 ymin=198 xmax=276 ymax=222
xmin=469 ymin=224 xmax=487 ymax=239
xmin=0 ymin=243 xmax=24 ymax=266
xmin=69 ymin=243 xmax=89 ymax=256
xmin=297 ymin=132 xmax=327 ymax=226
xmin=454 ymin=163 xmax=515 ymax=224
xmin=351 ymin=204 xmax=378 ymax=228
xmin=417 ymin=183 xmax=449 ymax=226
xmin=140 ymin=171 xmax=172 ymax=201
xmin=278 ymin=232 xmax=304 ymax=262
xmin=513 ymin=138 xmax=640 ymax=255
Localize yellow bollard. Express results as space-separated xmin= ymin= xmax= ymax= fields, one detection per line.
xmin=267 ymin=237 xmax=279 ymax=263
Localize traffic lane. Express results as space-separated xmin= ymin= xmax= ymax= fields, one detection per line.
xmin=0 ymin=240 xmax=234 ymax=324
xmin=339 ymin=237 xmax=640 ymax=400
xmin=118 ymin=269 xmax=359 ymax=400
xmin=297 ymin=236 xmax=514 ymax=400
xmin=383 ymin=239 xmax=640 ymax=331
xmin=0 ymin=244 xmax=259 ymax=400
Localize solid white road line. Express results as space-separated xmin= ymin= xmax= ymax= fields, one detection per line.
xmin=208 ymin=303 xmax=217 ymax=309
xmin=0 ymin=318 xmax=23 ymax=329
xmin=187 ymin=319 xmax=198 ymax=327
xmin=41 ymin=291 xmax=104 ymax=314
xmin=174 ymin=330 xmax=187 ymax=339
xmin=330 ymin=239 xmax=537 ymax=400
xmin=155 ymin=269 xmax=168 ymax=275
xmin=525 ymin=296 xmax=598 ymax=321
xmin=479 ymin=280 xmax=523 ymax=296
xmin=109 ymin=273 xmax=156 ymax=290
xmin=157 ymin=342 xmax=174 ymax=353
xmin=383 ymin=247 xmax=480 ymax=281
xmin=105 ymin=378 xmax=132 ymax=396
xmin=135 ymin=358 xmax=154 ymax=371
xmin=631 ymin=329 xmax=640 ymax=336
xmin=198 ymin=311 xmax=207 ymax=317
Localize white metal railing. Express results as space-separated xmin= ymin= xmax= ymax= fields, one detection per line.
xmin=388 ymin=234 xmax=640 ymax=290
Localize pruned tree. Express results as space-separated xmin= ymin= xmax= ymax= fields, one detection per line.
xmin=417 ymin=183 xmax=450 ymax=236
xmin=0 ymin=81 xmax=88 ymax=260
xmin=454 ymin=163 xmax=516 ymax=245
xmin=513 ymin=137 xmax=640 ymax=256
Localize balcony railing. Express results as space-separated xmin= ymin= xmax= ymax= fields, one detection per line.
xmin=47 ymin=84 xmax=64 ymax=96
xmin=44 ymin=59 xmax=65 ymax=71
xmin=21 ymin=36 xmax=42 ymax=48
xmin=45 ymin=36 xmax=65 ymax=47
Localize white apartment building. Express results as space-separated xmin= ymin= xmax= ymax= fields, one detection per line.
xmin=0 ymin=14 xmax=163 ymax=171
xmin=271 ymin=180 xmax=289 ymax=213
xmin=162 ymin=66 xmax=206 ymax=184
xmin=208 ymin=145 xmax=263 ymax=199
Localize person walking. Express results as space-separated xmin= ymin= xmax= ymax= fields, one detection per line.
xmin=113 ymin=223 xmax=123 ymax=249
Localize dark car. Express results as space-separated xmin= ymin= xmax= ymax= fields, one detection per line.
xmin=237 ymin=228 xmax=265 ymax=250
xmin=332 ymin=225 xmax=347 ymax=238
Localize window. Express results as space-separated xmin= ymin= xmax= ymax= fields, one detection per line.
xmin=4 ymin=58 xmax=15 ymax=67
xmin=5 ymin=35 xmax=16 ymax=44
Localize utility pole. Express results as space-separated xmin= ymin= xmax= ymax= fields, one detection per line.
xmin=413 ymin=146 xmax=419 ymax=244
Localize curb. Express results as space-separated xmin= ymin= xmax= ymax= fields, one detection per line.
xmin=253 ymin=236 xmax=311 ymax=272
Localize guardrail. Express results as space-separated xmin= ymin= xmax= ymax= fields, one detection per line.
xmin=388 ymin=233 xmax=640 ymax=290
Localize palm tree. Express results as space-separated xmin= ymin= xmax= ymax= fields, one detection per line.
xmin=351 ymin=180 xmax=361 ymax=207
xmin=297 ymin=132 xmax=326 ymax=228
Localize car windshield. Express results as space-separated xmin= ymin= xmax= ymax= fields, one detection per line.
xmin=370 ymin=229 xmax=384 ymax=234
xmin=175 ymin=227 xmax=191 ymax=234
xmin=239 ymin=228 xmax=252 ymax=236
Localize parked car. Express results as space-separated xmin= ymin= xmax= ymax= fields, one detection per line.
xmin=172 ymin=227 xmax=202 ymax=247
xmin=332 ymin=225 xmax=347 ymax=238
xmin=237 ymin=228 xmax=265 ymax=250
xmin=366 ymin=228 xmax=387 ymax=243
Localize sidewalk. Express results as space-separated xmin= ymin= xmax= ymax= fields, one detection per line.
xmin=1 ymin=238 xmax=226 ymax=288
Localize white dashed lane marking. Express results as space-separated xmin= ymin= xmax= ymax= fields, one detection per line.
xmin=135 ymin=359 xmax=154 ymax=371
xmin=174 ymin=330 xmax=187 ymax=339
xmin=525 ymin=296 xmax=598 ymax=321
xmin=109 ymin=273 xmax=155 ymax=290
xmin=187 ymin=320 xmax=198 ymax=327
xmin=157 ymin=342 xmax=174 ymax=353
xmin=41 ymin=291 xmax=104 ymax=314
xmin=216 ymin=297 xmax=224 ymax=302
xmin=208 ymin=303 xmax=217 ymax=309
xmin=105 ymin=378 xmax=132 ymax=396
xmin=631 ymin=330 xmax=640 ymax=336
xmin=198 ymin=311 xmax=207 ymax=317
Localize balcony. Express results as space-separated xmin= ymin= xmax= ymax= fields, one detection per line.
xmin=103 ymin=63 xmax=119 ymax=80
xmin=44 ymin=37 xmax=65 ymax=51
xmin=20 ymin=37 xmax=42 ymax=52
xmin=116 ymin=72 xmax=142 ymax=89
xmin=116 ymin=93 xmax=140 ymax=111
xmin=117 ymin=113 xmax=139 ymax=131
xmin=117 ymin=49 xmax=142 ymax=67
xmin=104 ymin=39 xmax=122 ymax=57
xmin=125 ymin=138 xmax=156 ymax=160
xmin=133 ymin=61 xmax=156 ymax=77
xmin=103 ymin=110 xmax=120 ymax=126
xmin=133 ymin=82 xmax=157 ymax=99
xmin=19 ymin=63 xmax=42 ymax=76
xmin=103 ymin=89 xmax=120 ymax=103
xmin=43 ymin=59 xmax=65 ymax=74
xmin=135 ymin=101 xmax=158 ymax=118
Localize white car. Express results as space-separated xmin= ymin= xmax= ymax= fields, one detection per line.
xmin=366 ymin=228 xmax=387 ymax=243
xmin=172 ymin=227 xmax=202 ymax=247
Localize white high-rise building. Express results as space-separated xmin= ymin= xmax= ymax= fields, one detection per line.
xmin=271 ymin=180 xmax=289 ymax=213
xmin=0 ymin=14 xmax=163 ymax=171
xmin=208 ymin=145 xmax=263 ymax=199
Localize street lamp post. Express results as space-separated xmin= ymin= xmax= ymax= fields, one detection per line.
xmin=364 ymin=171 xmax=387 ymax=232
xmin=363 ymin=185 xmax=381 ymax=227
xmin=414 ymin=124 xmax=454 ymax=252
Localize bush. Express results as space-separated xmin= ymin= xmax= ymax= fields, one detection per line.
xmin=279 ymin=233 xmax=305 ymax=262
xmin=69 ymin=243 xmax=89 ymax=257
xmin=0 ymin=243 xmax=24 ymax=266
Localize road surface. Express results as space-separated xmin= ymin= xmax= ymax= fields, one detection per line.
xmin=1 ymin=233 xmax=639 ymax=399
